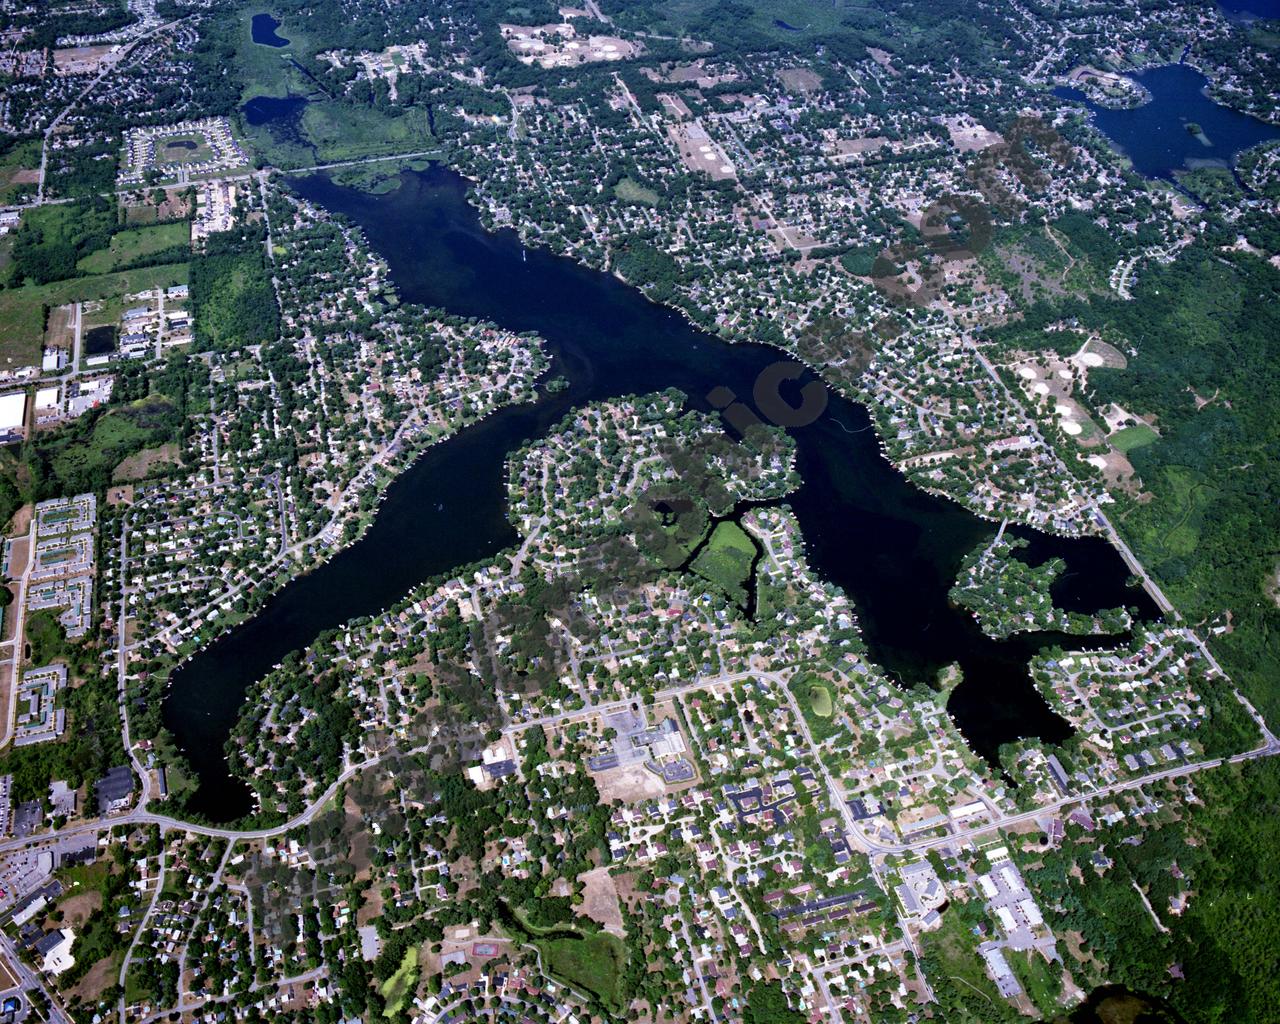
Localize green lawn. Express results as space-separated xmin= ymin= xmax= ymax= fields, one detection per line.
xmin=690 ymin=520 xmax=757 ymax=606
xmin=156 ymin=135 xmax=214 ymax=166
xmin=0 ymin=264 xmax=188 ymax=366
xmin=538 ymin=931 xmax=626 ymax=1012
xmin=77 ymin=222 xmax=190 ymax=274
xmin=1110 ymin=423 xmax=1158 ymax=453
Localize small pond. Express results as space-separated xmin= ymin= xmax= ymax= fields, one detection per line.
xmin=251 ymin=12 xmax=290 ymax=47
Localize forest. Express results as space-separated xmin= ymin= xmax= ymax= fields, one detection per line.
xmin=1076 ymin=247 xmax=1280 ymax=726
xmin=190 ymin=223 xmax=280 ymax=350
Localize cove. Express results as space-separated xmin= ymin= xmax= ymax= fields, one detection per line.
xmin=251 ymin=12 xmax=290 ymax=47
xmin=162 ymin=165 xmax=1156 ymax=822
xmin=1054 ymin=63 xmax=1280 ymax=179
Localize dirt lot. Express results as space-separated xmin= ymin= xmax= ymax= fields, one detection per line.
xmin=940 ymin=115 xmax=1003 ymax=153
xmin=58 ymin=889 xmax=103 ymax=928
xmin=111 ymin=443 xmax=181 ymax=483
xmin=1077 ymin=336 xmax=1127 ymax=371
xmin=53 ymin=46 xmax=116 ymax=75
xmin=578 ymin=866 xmax=625 ymax=936
xmin=777 ymin=67 xmax=822 ymax=93
xmin=69 ymin=950 xmax=119 ymax=1002
xmin=122 ymin=188 xmax=193 ymax=226
xmin=44 ymin=304 xmax=75 ymax=353
xmin=356 ymin=886 xmax=384 ymax=928
xmin=0 ymin=955 xmax=17 ymax=990
xmin=7 ymin=533 xmax=29 ymax=576
xmin=594 ymin=763 xmax=666 ymax=803
xmin=832 ymin=137 xmax=888 ymax=158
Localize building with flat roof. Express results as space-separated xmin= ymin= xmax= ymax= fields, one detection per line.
xmin=0 ymin=392 xmax=25 ymax=443
xmin=95 ymin=766 xmax=134 ymax=815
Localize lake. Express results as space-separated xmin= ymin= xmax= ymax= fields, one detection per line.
xmin=250 ymin=12 xmax=290 ymax=47
xmin=1054 ymin=63 xmax=1280 ymax=179
xmin=1219 ymin=0 xmax=1280 ymax=17
xmin=163 ymin=165 xmax=1157 ymax=822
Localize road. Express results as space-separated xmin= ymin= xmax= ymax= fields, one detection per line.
xmin=849 ymin=731 xmax=1280 ymax=857
xmin=0 ymin=518 xmax=37 ymax=750
xmin=117 ymin=827 xmax=168 ymax=1022
xmin=71 ymin=302 xmax=83 ymax=372
xmin=117 ymin=525 xmax=153 ymax=808
xmin=0 ymin=738 xmax=415 ymax=855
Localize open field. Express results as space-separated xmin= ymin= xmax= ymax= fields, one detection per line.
xmin=111 ymin=442 xmax=182 ymax=482
xmin=579 ymin=866 xmax=625 ymax=936
xmin=1110 ymin=423 xmax=1158 ymax=453
xmin=594 ymin=761 xmax=666 ymax=803
xmin=615 ymin=177 xmax=659 ymax=206
xmin=77 ymin=222 xmax=190 ymax=275
xmin=538 ymin=930 xmax=626 ymax=1011
xmin=690 ymin=520 xmax=756 ymax=605
xmin=0 ymin=264 xmax=189 ymax=367
xmin=122 ymin=188 xmax=194 ymax=225
xmin=653 ymin=0 xmax=869 ymax=44
xmin=378 ymin=945 xmax=420 ymax=1017
xmin=0 ymin=140 xmax=41 ymax=204
xmin=304 ymin=103 xmax=436 ymax=165
xmin=157 ymin=135 xmax=215 ymax=166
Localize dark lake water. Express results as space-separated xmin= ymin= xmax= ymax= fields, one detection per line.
xmin=1219 ymin=0 xmax=1280 ymax=17
xmin=1054 ymin=63 xmax=1280 ymax=179
xmin=250 ymin=12 xmax=290 ymax=47
xmin=163 ymin=165 xmax=1157 ymax=822
xmin=1071 ymin=985 xmax=1187 ymax=1023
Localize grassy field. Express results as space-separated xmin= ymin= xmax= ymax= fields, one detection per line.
xmin=231 ymin=4 xmax=442 ymax=168
xmin=77 ymin=222 xmax=190 ymax=275
xmin=538 ymin=931 xmax=626 ymax=1012
xmin=921 ymin=905 xmax=1014 ymax=1017
xmin=690 ymin=520 xmax=757 ymax=606
xmin=378 ymin=946 xmax=419 ymax=1017
xmin=808 ymin=681 xmax=833 ymax=717
xmin=37 ymin=398 xmax=178 ymax=497
xmin=0 ymin=264 xmax=188 ymax=367
xmin=1007 ymin=949 xmax=1065 ymax=1018
xmin=157 ymin=135 xmax=214 ymax=166
xmin=1109 ymin=423 xmax=1158 ymax=453
xmin=615 ymin=177 xmax=660 ymax=206
xmin=0 ymin=140 xmax=41 ymax=205
xmin=234 ymin=6 xmax=315 ymax=101
xmin=303 ymin=102 xmax=436 ymax=165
